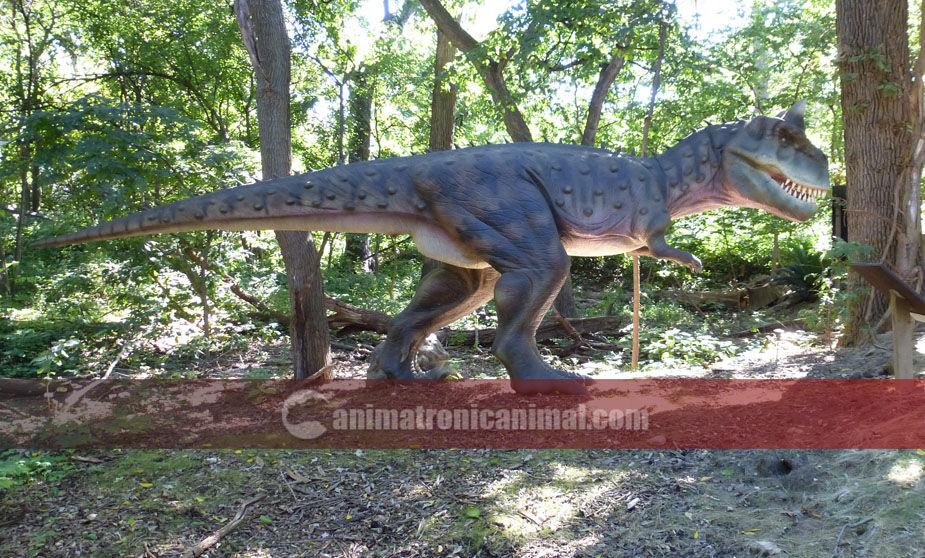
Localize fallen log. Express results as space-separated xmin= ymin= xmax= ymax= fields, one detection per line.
xmin=180 ymin=239 xmax=393 ymax=335
xmin=247 ymin=295 xmax=392 ymax=335
xmin=443 ymin=316 xmax=624 ymax=347
xmin=655 ymin=283 xmax=785 ymax=310
xmin=324 ymin=295 xmax=392 ymax=335
xmin=729 ymin=319 xmax=807 ymax=338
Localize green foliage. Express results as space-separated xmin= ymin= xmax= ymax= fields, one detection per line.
xmin=324 ymin=257 xmax=422 ymax=316
xmin=798 ymin=239 xmax=873 ymax=334
xmin=0 ymin=451 xmax=75 ymax=492
xmin=641 ymin=327 xmax=737 ymax=366
xmin=72 ymin=0 xmax=255 ymax=142
xmin=12 ymin=95 xmax=255 ymax=219
xmin=773 ymin=238 xmax=829 ymax=297
xmin=0 ymin=310 xmax=131 ymax=378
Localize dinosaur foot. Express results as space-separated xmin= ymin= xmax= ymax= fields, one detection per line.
xmin=509 ymin=368 xmax=592 ymax=396
xmin=366 ymin=334 xmax=450 ymax=381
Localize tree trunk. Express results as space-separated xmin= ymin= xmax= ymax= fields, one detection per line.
xmin=348 ymin=69 xmax=373 ymax=162
xmin=0 ymin=236 xmax=9 ymax=297
xmin=836 ymin=0 xmax=924 ymax=342
xmin=581 ymin=49 xmax=626 ymax=147
xmin=429 ymin=27 xmax=457 ymax=152
xmin=29 ymin=158 xmax=40 ymax=213
xmin=341 ymin=67 xmax=373 ymax=273
xmin=445 ymin=316 xmax=625 ymax=347
xmin=198 ymin=234 xmax=212 ymax=340
xmin=235 ymin=0 xmax=331 ymax=379
xmin=418 ymin=25 xmax=461 ymax=282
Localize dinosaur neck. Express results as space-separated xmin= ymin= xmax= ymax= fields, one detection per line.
xmin=653 ymin=124 xmax=741 ymax=219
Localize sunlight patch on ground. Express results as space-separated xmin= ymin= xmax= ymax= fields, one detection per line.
xmin=887 ymin=458 xmax=924 ymax=485
xmin=5 ymin=307 xmax=43 ymax=321
xmin=482 ymin=464 xmax=627 ymax=537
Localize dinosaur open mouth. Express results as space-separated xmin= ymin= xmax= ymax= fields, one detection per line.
xmin=770 ymin=172 xmax=827 ymax=203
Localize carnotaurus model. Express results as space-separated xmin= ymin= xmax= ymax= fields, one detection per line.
xmin=36 ymin=101 xmax=829 ymax=394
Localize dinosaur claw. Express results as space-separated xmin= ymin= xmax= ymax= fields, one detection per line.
xmin=423 ymin=366 xmax=456 ymax=380
xmin=510 ymin=369 xmax=593 ymax=396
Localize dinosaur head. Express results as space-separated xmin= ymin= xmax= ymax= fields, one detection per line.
xmin=720 ymin=100 xmax=830 ymax=222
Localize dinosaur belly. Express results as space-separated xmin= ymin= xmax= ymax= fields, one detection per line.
xmin=411 ymin=224 xmax=492 ymax=269
xmin=563 ymin=236 xmax=643 ymax=257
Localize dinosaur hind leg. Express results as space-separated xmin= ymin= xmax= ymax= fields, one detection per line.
xmin=374 ymin=262 xmax=498 ymax=379
xmin=490 ymin=250 xmax=590 ymax=395
xmin=419 ymin=181 xmax=591 ymax=394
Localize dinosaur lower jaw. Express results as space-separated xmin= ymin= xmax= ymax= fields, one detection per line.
xmin=721 ymin=159 xmax=820 ymax=222
xmin=770 ymin=172 xmax=827 ymax=204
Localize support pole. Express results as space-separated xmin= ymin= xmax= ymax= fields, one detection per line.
xmin=891 ymin=292 xmax=915 ymax=379
xmin=632 ymin=256 xmax=640 ymax=371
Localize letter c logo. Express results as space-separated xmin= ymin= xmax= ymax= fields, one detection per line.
xmin=281 ymin=389 xmax=328 ymax=440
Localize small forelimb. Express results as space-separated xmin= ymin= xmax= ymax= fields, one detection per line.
xmin=635 ymin=235 xmax=702 ymax=273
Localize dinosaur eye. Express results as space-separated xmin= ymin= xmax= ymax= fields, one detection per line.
xmin=778 ymin=126 xmax=802 ymax=146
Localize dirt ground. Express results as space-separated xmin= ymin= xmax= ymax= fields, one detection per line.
xmin=1 ymin=324 xmax=923 ymax=557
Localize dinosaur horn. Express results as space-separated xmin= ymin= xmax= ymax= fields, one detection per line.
xmin=776 ymin=99 xmax=807 ymax=129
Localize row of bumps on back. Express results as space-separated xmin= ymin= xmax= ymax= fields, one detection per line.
xmin=189 ymin=158 xmax=425 ymax=219
xmin=545 ymin=149 xmax=652 ymax=224
xmin=657 ymin=122 xmax=743 ymax=193
xmin=61 ymin=156 xmax=428 ymax=244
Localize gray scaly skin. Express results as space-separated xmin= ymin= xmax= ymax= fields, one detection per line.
xmin=35 ymin=100 xmax=830 ymax=394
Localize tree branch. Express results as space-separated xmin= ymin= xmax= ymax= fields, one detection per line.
xmin=418 ymin=0 xmax=532 ymax=142
xmin=548 ymin=58 xmax=587 ymax=72
xmin=418 ymin=0 xmax=478 ymax=52
xmin=580 ymin=48 xmax=626 ymax=146
xmin=183 ymin=494 xmax=266 ymax=558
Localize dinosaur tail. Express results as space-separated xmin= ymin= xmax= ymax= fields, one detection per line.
xmin=32 ymin=165 xmax=419 ymax=248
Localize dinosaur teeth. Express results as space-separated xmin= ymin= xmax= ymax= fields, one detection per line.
xmin=778 ymin=176 xmax=826 ymax=202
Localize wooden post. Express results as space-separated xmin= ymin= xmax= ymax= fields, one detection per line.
xmin=850 ymin=263 xmax=925 ymax=378
xmin=890 ymin=292 xmax=915 ymax=379
xmin=632 ymin=256 xmax=640 ymax=371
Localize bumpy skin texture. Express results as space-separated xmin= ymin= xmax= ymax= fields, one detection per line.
xmin=36 ymin=101 xmax=829 ymax=394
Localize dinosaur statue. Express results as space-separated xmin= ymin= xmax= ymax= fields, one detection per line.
xmin=35 ymin=100 xmax=830 ymax=394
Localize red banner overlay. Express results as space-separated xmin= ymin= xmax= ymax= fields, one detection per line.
xmin=1 ymin=379 xmax=922 ymax=449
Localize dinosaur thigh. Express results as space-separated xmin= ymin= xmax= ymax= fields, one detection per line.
xmin=424 ymin=190 xmax=588 ymax=391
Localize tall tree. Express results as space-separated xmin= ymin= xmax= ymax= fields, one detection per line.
xmin=418 ymin=0 xmax=532 ymax=142
xmin=235 ymin=0 xmax=331 ymax=379
xmin=419 ymin=22 xmax=459 ymax=280
xmin=429 ymin=26 xmax=457 ymax=152
xmin=836 ymin=0 xmax=925 ymax=340
xmin=75 ymin=0 xmax=255 ymax=144
xmin=1 ymin=0 xmax=67 ymax=295
xmin=341 ymin=66 xmax=374 ymax=273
